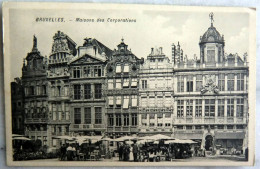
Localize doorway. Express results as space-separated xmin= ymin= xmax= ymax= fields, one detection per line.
xmin=205 ymin=135 xmax=213 ymax=150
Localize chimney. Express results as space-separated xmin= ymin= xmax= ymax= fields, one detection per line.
xmin=160 ymin=47 xmax=163 ymax=54
xmin=151 ymin=48 xmax=154 ymax=55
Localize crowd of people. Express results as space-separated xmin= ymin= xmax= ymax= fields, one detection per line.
xmin=116 ymin=140 xmax=194 ymax=162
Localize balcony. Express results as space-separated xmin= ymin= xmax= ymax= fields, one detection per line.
xmin=70 ymin=124 xmax=105 ymax=131
xmin=173 ymin=117 xmax=246 ymax=125
xmin=25 ymin=118 xmax=48 ymax=124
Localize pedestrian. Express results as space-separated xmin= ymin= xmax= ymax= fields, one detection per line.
xmin=118 ymin=142 xmax=123 ymax=161
xmin=132 ymin=141 xmax=139 ymax=162
xmin=66 ymin=144 xmax=73 ymax=161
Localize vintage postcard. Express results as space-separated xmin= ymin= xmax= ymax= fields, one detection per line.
xmin=3 ymin=2 xmax=256 ymax=166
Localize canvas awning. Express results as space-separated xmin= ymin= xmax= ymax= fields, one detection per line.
xmin=116 ymin=97 xmax=121 ymax=105
xmin=108 ymin=97 xmax=114 ymax=105
xmin=123 ymin=64 xmax=129 ymax=72
xmin=215 ymin=132 xmax=245 ymax=139
xmin=132 ymin=98 xmax=137 ymax=107
xmin=123 ymin=98 xmax=129 ymax=109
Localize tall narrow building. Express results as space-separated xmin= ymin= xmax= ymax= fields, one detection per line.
xmin=105 ymin=39 xmax=144 ymax=139
xmin=22 ymin=36 xmax=48 ymax=146
xmin=47 ymin=31 xmax=77 ymax=149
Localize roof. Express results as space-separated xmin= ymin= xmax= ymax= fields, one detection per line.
xmin=200 ymin=25 xmax=224 ymax=44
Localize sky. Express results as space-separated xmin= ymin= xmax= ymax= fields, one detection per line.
xmin=8 ymin=8 xmax=249 ymax=80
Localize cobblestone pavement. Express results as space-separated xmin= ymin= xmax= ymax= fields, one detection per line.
xmin=26 ymin=155 xmax=247 ymax=162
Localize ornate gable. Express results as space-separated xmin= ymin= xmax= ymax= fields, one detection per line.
xmin=71 ymin=54 xmax=105 ymax=65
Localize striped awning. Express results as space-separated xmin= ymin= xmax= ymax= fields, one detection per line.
xmin=215 ymin=132 xmax=245 ymax=139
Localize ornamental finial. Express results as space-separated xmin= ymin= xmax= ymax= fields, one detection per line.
xmin=209 ymin=12 xmax=214 ymax=26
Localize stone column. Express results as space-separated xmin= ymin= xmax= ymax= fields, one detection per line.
xmin=184 ymin=76 xmax=187 ymax=92
xmin=234 ymin=74 xmax=237 ymax=91
xmin=193 ymin=76 xmax=196 ymax=92
xmin=224 ymin=98 xmax=227 ymax=124
xmin=183 ymin=99 xmax=186 ymax=117
xmin=225 ymin=74 xmax=228 ymax=91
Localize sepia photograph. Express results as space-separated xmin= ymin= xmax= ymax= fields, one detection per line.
xmin=2 ymin=2 xmax=256 ymax=167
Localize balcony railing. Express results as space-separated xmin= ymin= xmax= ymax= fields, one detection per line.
xmin=25 ymin=118 xmax=48 ymax=123
xmin=173 ymin=117 xmax=246 ymax=124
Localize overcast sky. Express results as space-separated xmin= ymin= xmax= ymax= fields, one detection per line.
xmin=8 ymin=8 xmax=249 ymax=80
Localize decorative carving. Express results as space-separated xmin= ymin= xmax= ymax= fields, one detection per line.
xmin=201 ymin=75 xmax=219 ymax=94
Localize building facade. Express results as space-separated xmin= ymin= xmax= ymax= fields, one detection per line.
xmin=105 ymin=39 xmax=144 ymax=138
xmin=11 ymin=78 xmax=25 ymax=135
xmin=69 ymin=38 xmax=112 ymax=137
xmin=139 ymin=47 xmax=174 ymax=136
xmin=172 ymin=19 xmax=248 ymax=154
xmin=22 ymin=36 xmax=48 ymax=146
xmin=11 ymin=14 xmax=249 ymax=154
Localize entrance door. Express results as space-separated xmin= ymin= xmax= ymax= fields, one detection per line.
xmin=205 ymin=135 xmax=213 ymax=150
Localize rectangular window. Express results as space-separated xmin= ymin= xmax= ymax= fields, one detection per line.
xmin=177 ymin=126 xmax=184 ymax=130
xmin=123 ymin=114 xmax=129 ymax=126
xmin=227 ymin=125 xmax=233 ymax=130
xmin=205 ymin=99 xmax=215 ymax=117
xmin=52 ymin=139 xmax=57 ymax=147
xmin=116 ymin=96 xmax=121 ymax=107
xmin=165 ymin=113 xmax=171 ymax=118
xmin=165 ymin=123 xmax=171 ymax=127
xmin=131 ymin=78 xmax=138 ymax=87
xmin=196 ymin=75 xmax=203 ymax=92
xmin=116 ymin=64 xmax=121 ymax=73
xmin=227 ymin=98 xmax=234 ymax=117
xmin=73 ymin=67 xmax=81 ymax=78
xmin=142 ymin=80 xmax=147 ymax=89
xmin=94 ymin=84 xmax=102 ymax=99
xmin=207 ymin=49 xmax=215 ymax=62
xmin=83 ymin=66 xmax=91 ymax=77
xmin=177 ymin=100 xmax=184 ymax=118
xmin=123 ymin=64 xmax=129 ymax=73
xmin=94 ymin=66 xmax=102 ymax=77
xmin=218 ymin=74 xmax=225 ymax=91
xmin=74 ymin=108 xmax=81 ymax=124
xmin=157 ymin=123 xmax=163 ymax=127
xmin=108 ymin=79 xmax=113 ymax=89
xmin=123 ymin=78 xmax=129 ymax=88
xmin=132 ymin=114 xmax=137 ymax=126
xmin=150 ymin=114 xmax=155 ymax=119
xmin=177 ymin=76 xmax=184 ymax=92
xmin=195 ymin=99 xmax=202 ymax=117
xmin=123 ymin=96 xmax=129 ymax=109
xmin=150 ymin=123 xmax=155 ymax=127
xmin=116 ymin=114 xmax=121 ymax=126
xmin=142 ymin=114 xmax=147 ymax=119
xmin=84 ymin=84 xmax=91 ymax=99
xmin=218 ymin=125 xmax=224 ymax=129
xmin=186 ymin=126 xmax=192 ymax=130
xmin=108 ymin=96 xmax=114 ymax=107
xmin=74 ymin=84 xmax=81 ymax=100
xmin=227 ymin=99 xmax=234 ymax=117
xmin=227 ymin=74 xmax=234 ymax=91
xmin=237 ymin=73 xmax=245 ymax=91
xmin=84 ymin=107 xmax=91 ymax=124
xmin=195 ymin=125 xmax=202 ymax=130
xmin=237 ymin=98 xmax=244 ymax=117
xmin=108 ymin=114 xmax=114 ymax=126
xmin=42 ymin=85 xmax=47 ymax=95
xmin=157 ymin=96 xmax=163 ymax=107
xmin=186 ymin=100 xmax=193 ymax=117
xmin=218 ymin=99 xmax=225 ymax=117
xmin=186 ymin=76 xmax=193 ymax=92
xmin=95 ymin=107 xmax=102 ymax=124
xmin=116 ymin=79 xmax=122 ymax=89
xmin=132 ymin=95 xmax=137 ymax=107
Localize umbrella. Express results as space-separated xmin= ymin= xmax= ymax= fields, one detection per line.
xmin=53 ymin=136 xmax=76 ymax=140
xmin=12 ymin=137 xmax=31 ymax=141
xmin=149 ymin=134 xmax=173 ymax=140
xmin=165 ymin=139 xmax=197 ymax=144
xmin=114 ymin=135 xmax=138 ymax=142
xmin=12 ymin=134 xmax=24 ymax=138
xmin=101 ymin=137 xmax=115 ymax=142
